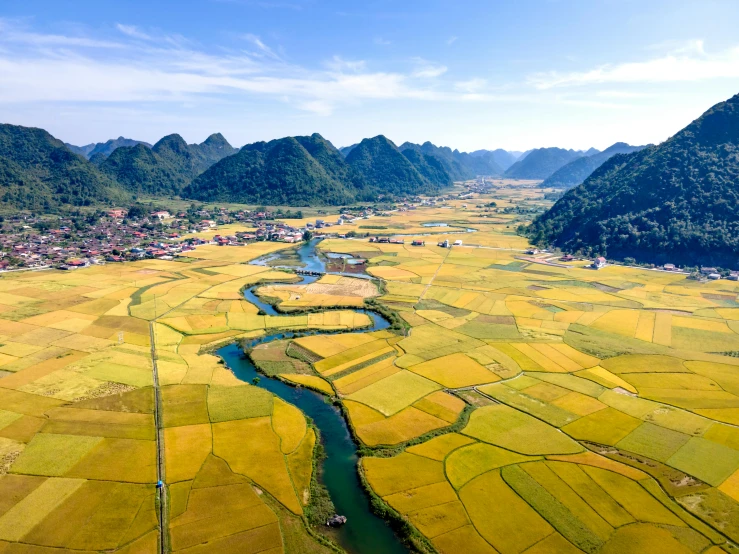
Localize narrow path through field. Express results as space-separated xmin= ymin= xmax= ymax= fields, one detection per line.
xmin=142 ymin=274 xmax=245 ymax=554
xmin=418 ymin=245 xmax=453 ymax=300
xmin=149 ymin=321 xmax=169 ymax=554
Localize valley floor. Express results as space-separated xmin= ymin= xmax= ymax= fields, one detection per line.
xmin=2 ymin=182 xmax=739 ymax=554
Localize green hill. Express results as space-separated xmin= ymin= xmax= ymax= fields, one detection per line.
xmin=470 ymin=149 xmax=519 ymax=171
xmin=402 ymin=149 xmax=453 ymax=188
xmin=541 ymin=143 xmax=646 ymax=189
xmin=0 ymin=124 xmax=126 ymax=210
xmin=184 ymin=134 xmax=357 ymax=206
xmin=346 ymin=135 xmax=442 ymax=195
xmin=504 ymin=147 xmax=584 ymax=180
xmin=400 ymin=141 xmax=503 ymax=180
xmin=65 ymin=137 xmax=151 ymax=159
xmin=526 ymin=93 xmax=739 ymax=268
xmin=100 ymin=133 xmax=236 ymax=195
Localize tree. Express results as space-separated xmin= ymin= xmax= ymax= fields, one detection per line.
xmin=303 ymin=230 xmax=313 ymax=242
xmin=127 ymin=204 xmax=147 ymax=219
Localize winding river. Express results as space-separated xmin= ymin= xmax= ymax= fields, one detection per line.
xmin=217 ymin=239 xmax=408 ymax=554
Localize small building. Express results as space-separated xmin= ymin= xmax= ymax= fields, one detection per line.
xmin=526 ymin=248 xmax=539 ymax=255
xmin=663 ymin=263 xmax=676 ymax=271
xmin=560 ymin=254 xmax=574 ymax=262
xmin=708 ymin=273 xmax=722 ymax=280
xmin=701 ymin=267 xmax=718 ymax=275
xmin=151 ymin=211 xmax=172 ymax=221
xmin=437 ymin=240 xmax=450 ymax=248
xmin=411 ymin=240 xmax=425 ymax=246
xmin=592 ymin=257 xmax=607 ymax=270
xmin=453 ymin=239 xmax=463 ymax=246
xmin=107 ymin=208 xmax=127 ymax=219
xmin=728 ymin=272 xmax=739 ymax=281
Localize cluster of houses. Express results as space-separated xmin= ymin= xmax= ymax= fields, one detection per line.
xmin=0 ymin=207 xmax=363 ymax=272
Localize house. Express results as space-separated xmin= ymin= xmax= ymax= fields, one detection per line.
xmin=453 ymin=240 xmax=463 ymax=246
xmin=411 ymin=240 xmax=425 ymax=246
xmin=151 ymin=211 xmax=172 ymax=220
xmin=526 ymin=248 xmax=539 ymax=255
xmin=560 ymin=254 xmax=574 ymax=262
xmin=728 ymin=272 xmax=739 ymax=281
xmin=708 ymin=273 xmax=722 ymax=280
xmin=663 ymin=264 xmax=676 ymax=271
xmin=592 ymin=257 xmax=606 ymax=270
xmin=107 ymin=209 xmax=127 ymax=219
xmin=437 ymin=240 xmax=450 ymax=248
xmin=701 ymin=267 xmax=718 ymax=275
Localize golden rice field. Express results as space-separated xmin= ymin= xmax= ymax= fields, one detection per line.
xmin=5 ymin=182 xmax=739 ymax=553
xmin=0 ymin=241 xmax=339 ymax=553
xmin=313 ymin=185 xmax=739 ymax=553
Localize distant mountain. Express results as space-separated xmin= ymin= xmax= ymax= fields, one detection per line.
xmin=65 ymin=137 xmax=151 ymax=159
xmin=346 ymin=136 xmax=444 ymax=196
xmin=100 ymin=133 xmax=236 ymax=195
xmin=0 ymin=124 xmax=125 ymax=210
xmin=511 ymin=150 xmax=533 ymax=161
xmin=582 ymin=147 xmax=600 ymax=157
xmin=184 ymin=134 xmax=359 ymax=206
xmin=339 ymin=144 xmax=358 ymax=157
xmin=399 ymin=141 xmax=503 ymax=180
xmin=401 ymin=149 xmax=453 ymax=188
xmin=469 ymin=149 xmax=519 ymax=171
xmin=504 ymin=147 xmax=584 ymax=180
xmin=541 ymin=143 xmax=647 ymax=189
xmin=527 ymin=93 xmax=739 ymax=267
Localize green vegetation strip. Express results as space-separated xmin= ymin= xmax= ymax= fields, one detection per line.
xmin=286 ymin=342 xmax=323 ymax=364
xmin=327 ymin=351 xmax=396 ymax=382
xmin=501 ymin=464 xmax=603 ymax=553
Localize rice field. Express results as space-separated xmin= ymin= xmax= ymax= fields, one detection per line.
xmin=4 ymin=183 xmax=739 ymax=552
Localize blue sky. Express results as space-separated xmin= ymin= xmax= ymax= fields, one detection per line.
xmin=1 ymin=0 xmax=739 ymax=151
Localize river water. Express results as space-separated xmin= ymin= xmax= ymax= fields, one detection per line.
xmin=216 ymin=239 xmax=408 ymax=554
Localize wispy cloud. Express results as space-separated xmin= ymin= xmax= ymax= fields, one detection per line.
xmin=529 ymin=40 xmax=739 ymax=89
xmin=241 ymin=33 xmax=282 ymax=60
xmin=446 ymin=36 xmax=457 ymax=45
xmin=115 ymin=24 xmax=152 ymax=41
xmin=0 ymin=19 xmax=475 ymax=115
xmin=374 ymin=37 xmax=392 ymax=46
xmin=324 ymin=55 xmax=366 ymax=73
xmin=0 ymin=18 xmax=124 ymax=49
xmin=455 ymin=78 xmax=487 ymax=93
xmin=411 ymin=57 xmax=447 ymax=78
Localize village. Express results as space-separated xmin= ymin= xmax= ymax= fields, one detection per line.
xmin=0 ymin=205 xmax=381 ymax=272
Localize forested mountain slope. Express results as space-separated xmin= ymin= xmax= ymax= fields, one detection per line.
xmin=0 ymin=124 xmax=126 ymax=210
xmin=504 ymin=147 xmax=584 ymax=179
xmin=542 ymin=143 xmax=646 ymax=189
xmin=526 ymin=93 xmax=739 ymax=267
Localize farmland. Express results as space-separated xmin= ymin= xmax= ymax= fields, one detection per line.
xmin=3 ymin=180 xmax=739 ymax=553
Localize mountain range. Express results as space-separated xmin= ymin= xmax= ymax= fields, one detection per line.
xmin=100 ymin=133 xmax=237 ymax=196
xmin=65 ymin=137 xmax=151 ymax=160
xmin=541 ymin=143 xmax=647 ymax=189
xmin=503 ymin=147 xmax=591 ymax=180
xmin=0 ymin=124 xmax=125 ymax=211
xmin=185 ymin=134 xmax=450 ymax=205
xmin=526 ymin=92 xmax=739 ymax=267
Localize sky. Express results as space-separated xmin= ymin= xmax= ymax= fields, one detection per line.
xmin=1 ymin=0 xmax=739 ymax=152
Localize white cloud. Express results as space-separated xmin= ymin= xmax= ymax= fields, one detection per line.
xmin=242 ymin=33 xmax=281 ymax=60
xmin=374 ymin=37 xmax=392 ymax=46
xmin=530 ymin=41 xmax=739 ymax=89
xmin=324 ymin=55 xmax=366 ymax=73
xmin=454 ymin=78 xmax=487 ymax=93
xmin=446 ymin=36 xmax=457 ymax=45
xmin=115 ymin=24 xmax=152 ymax=41
xmin=411 ymin=58 xmax=447 ymax=78
xmin=0 ymin=19 xmax=124 ymax=49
